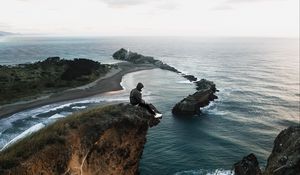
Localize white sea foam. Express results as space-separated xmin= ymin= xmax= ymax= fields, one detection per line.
xmin=201 ymin=101 xmax=228 ymax=116
xmin=177 ymin=80 xmax=193 ymax=84
xmin=43 ymin=103 xmax=73 ymax=113
xmin=72 ymin=106 xmax=87 ymax=109
xmin=120 ymin=79 xmax=126 ymax=91
xmin=174 ymin=169 xmax=233 ymax=175
xmin=1 ymin=123 xmax=45 ymax=151
xmin=201 ymin=101 xmax=216 ymax=111
xmin=48 ymin=113 xmax=65 ymax=119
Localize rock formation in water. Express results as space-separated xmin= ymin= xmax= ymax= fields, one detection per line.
xmin=113 ymin=48 xmax=218 ymax=116
xmin=0 ymin=103 xmax=160 ymax=175
xmin=112 ymin=48 xmax=202 ymax=83
xmin=234 ymin=153 xmax=262 ymax=175
xmin=234 ymin=125 xmax=300 ymax=175
xmin=182 ymin=74 xmax=198 ymax=82
xmin=113 ymin=48 xmax=180 ymax=73
xmin=172 ymin=79 xmax=218 ymax=116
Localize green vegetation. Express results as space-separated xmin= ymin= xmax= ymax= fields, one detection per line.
xmin=0 ymin=57 xmax=112 ymax=105
xmin=0 ymin=104 xmax=122 ymax=170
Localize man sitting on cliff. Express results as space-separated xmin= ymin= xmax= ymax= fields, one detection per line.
xmin=130 ymin=82 xmax=162 ymax=118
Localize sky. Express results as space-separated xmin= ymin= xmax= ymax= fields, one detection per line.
xmin=0 ymin=0 xmax=299 ymax=37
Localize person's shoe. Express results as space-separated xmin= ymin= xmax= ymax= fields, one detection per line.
xmin=154 ymin=113 xmax=162 ymax=118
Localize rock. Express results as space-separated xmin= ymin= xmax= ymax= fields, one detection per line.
xmin=113 ymin=48 xmax=180 ymax=73
xmin=195 ymin=79 xmax=217 ymax=92
xmin=234 ymin=126 xmax=300 ymax=175
xmin=172 ymin=79 xmax=218 ymax=116
xmin=182 ymin=74 xmax=198 ymax=82
xmin=0 ymin=103 xmax=160 ymax=175
xmin=264 ymin=126 xmax=300 ymax=175
xmin=234 ymin=153 xmax=262 ymax=175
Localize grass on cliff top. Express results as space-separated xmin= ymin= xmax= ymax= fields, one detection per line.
xmin=0 ymin=57 xmax=114 ymax=105
xmin=0 ymin=104 xmax=125 ymax=170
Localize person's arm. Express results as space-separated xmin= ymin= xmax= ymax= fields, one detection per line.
xmin=135 ymin=90 xmax=145 ymax=104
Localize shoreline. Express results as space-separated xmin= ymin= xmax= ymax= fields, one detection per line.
xmin=0 ymin=62 xmax=156 ymax=119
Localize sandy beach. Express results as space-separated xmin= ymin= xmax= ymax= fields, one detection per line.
xmin=0 ymin=62 xmax=155 ymax=119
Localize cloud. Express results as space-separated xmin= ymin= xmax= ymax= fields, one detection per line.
xmin=156 ymin=2 xmax=178 ymax=10
xmin=0 ymin=23 xmax=12 ymax=31
xmin=226 ymin=0 xmax=281 ymax=3
xmin=98 ymin=0 xmax=149 ymax=7
xmin=211 ymin=4 xmax=234 ymax=11
xmin=98 ymin=0 xmax=178 ymax=10
xmin=212 ymin=0 xmax=281 ymax=11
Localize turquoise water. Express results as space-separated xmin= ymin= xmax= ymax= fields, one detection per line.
xmin=0 ymin=36 xmax=299 ymax=174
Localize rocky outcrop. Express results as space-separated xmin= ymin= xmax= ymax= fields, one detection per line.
xmin=264 ymin=125 xmax=300 ymax=175
xmin=113 ymin=48 xmax=201 ymax=83
xmin=0 ymin=103 xmax=160 ymax=175
xmin=234 ymin=126 xmax=300 ymax=175
xmin=183 ymin=74 xmax=198 ymax=82
xmin=113 ymin=48 xmax=180 ymax=73
xmin=112 ymin=49 xmax=218 ymax=116
xmin=172 ymin=79 xmax=218 ymax=116
xmin=234 ymin=153 xmax=262 ymax=175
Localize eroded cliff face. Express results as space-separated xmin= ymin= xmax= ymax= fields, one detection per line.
xmin=0 ymin=103 xmax=159 ymax=175
xmin=234 ymin=125 xmax=300 ymax=175
xmin=264 ymin=126 xmax=300 ymax=175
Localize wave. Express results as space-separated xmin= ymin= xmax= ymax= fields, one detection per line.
xmin=48 ymin=113 xmax=65 ymax=119
xmin=1 ymin=123 xmax=45 ymax=151
xmin=174 ymin=169 xmax=233 ymax=175
xmin=201 ymin=102 xmax=228 ymax=116
xmin=177 ymin=80 xmax=193 ymax=84
xmin=71 ymin=106 xmax=87 ymax=109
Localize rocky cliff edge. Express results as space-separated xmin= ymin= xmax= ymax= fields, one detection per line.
xmin=234 ymin=125 xmax=300 ymax=175
xmin=0 ymin=103 xmax=159 ymax=175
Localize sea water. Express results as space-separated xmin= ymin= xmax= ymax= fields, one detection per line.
xmin=0 ymin=36 xmax=299 ymax=175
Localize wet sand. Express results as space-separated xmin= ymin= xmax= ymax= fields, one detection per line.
xmin=0 ymin=62 xmax=155 ymax=119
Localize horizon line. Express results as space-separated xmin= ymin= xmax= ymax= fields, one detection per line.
xmin=2 ymin=33 xmax=299 ymax=39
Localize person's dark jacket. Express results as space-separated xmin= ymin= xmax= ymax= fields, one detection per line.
xmin=130 ymin=83 xmax=145 ymax=105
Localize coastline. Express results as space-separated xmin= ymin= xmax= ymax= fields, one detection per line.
xmin=0 ymin=62 xmax=156 ymax=119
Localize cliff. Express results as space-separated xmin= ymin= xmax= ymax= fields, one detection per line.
xmin=234 ymin=125 xmax=300 ymax=175
xmin=264 ymin=125 xmax=300 ymax=175
xmin=0 ymin=103 xmax=160 ymax=175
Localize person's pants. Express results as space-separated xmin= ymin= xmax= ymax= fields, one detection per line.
xmin=138 ymin=103 xmax=156 ymax=115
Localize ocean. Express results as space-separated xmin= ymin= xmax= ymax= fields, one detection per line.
xmin=0 ymin=36 xmax=299 ymax=175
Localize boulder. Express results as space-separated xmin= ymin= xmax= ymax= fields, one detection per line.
xmin=264 ymin=126 xmax=300 ymax=175
xmin=172 ymin=79 xmax=217 ymax=116
xmin=182 ymin=74 xmax=198 ymax=82
xmin=234 ymin=126 xmax=300 ymax=175
xmin=234 ymin=153 xmax=262 ymax=175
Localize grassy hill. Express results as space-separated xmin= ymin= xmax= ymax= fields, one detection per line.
xmin=0 ymin=57 xmax=112 ymax=105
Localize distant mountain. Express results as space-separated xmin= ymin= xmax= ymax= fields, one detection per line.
xmin=0 ymin=31 xmax=14 ymax=36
